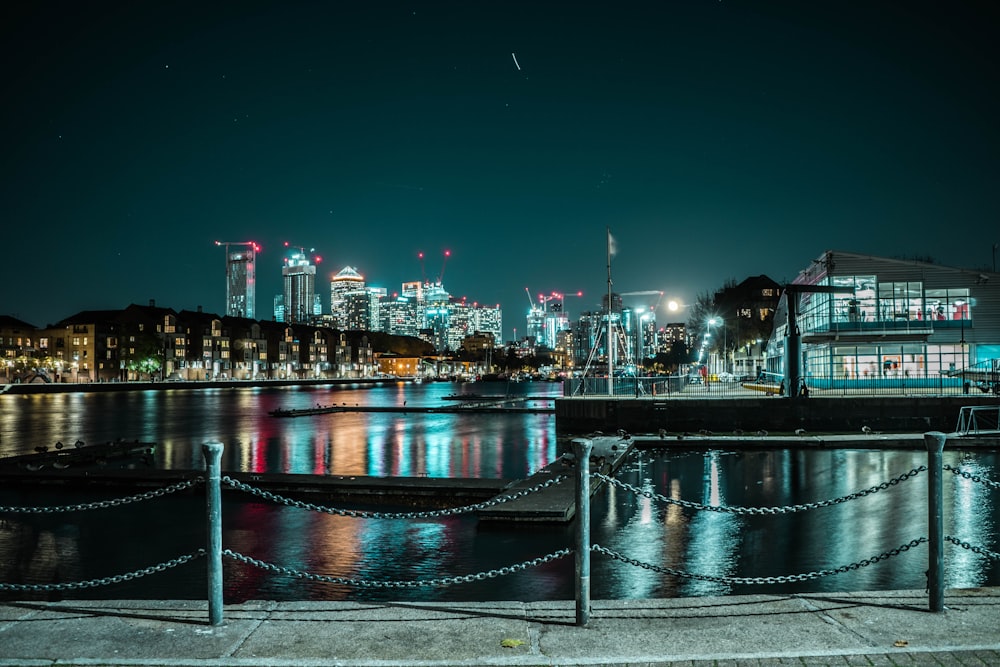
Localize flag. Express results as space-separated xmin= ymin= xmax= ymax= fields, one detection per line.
xmin=607 ymin=228 xmax=617 ymax=257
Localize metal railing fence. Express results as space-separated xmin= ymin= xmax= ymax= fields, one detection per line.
xmin=564 ymin=375 xmax=977 ymax=398
xmin=1 ymin=435 xmax=998 ymax=627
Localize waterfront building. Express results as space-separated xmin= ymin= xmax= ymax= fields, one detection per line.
xmin=221 ymin=316 xmax=268 ymax=380
xmin=375 ymin=351 xmax=421 ymax=378
xmin=0 ymin=315 xmax=39 ymax=382
xmin=257 ymin=320 xmax=300 ymax=379
xmin=282 ymin=252 xmax=317 ymax=324
xmin=767 ymin=250 xmax=1000 ymax=389
xmin=178 ymin=307 xmax=230 ymax=380
xmin=119 ymin=302 xmax=185 ymax=381
xmin=40 ymin=310 xmax=121 ymax=382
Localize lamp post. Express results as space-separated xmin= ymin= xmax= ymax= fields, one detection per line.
xmin=707 ymin=317 xmax=725 ymax=375
xmin=667 ymin=299 xmax=692 ymax=379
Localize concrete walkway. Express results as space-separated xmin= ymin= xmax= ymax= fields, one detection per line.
xmin=2 ymin=588 xmax=999 ymax=666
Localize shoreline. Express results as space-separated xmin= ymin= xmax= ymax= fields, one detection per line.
xmin=0 ymin=376 xmax=406 ymax=395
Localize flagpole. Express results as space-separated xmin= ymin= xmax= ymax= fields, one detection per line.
xmin=607 ymin=227 xmax=613 ymax=394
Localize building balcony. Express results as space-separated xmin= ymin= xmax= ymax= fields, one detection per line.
xmin=802 ymin=318 xmax=936 ymax=343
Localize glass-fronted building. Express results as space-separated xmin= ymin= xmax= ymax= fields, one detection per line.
xmin=767 ymin=251 xmax=1000 ymax=391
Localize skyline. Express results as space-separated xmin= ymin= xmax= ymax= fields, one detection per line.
xmin=3 ymin=2 xmax=998 ymax=333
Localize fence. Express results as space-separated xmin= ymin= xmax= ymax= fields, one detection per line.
xmin=2 ymin=436 xmax=999 ymax=626
xmin=565 ymin=375 xmax=982 ymax=398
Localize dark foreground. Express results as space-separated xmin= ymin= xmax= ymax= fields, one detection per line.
xmin=2 ymin=588 xmax=999 ymax=666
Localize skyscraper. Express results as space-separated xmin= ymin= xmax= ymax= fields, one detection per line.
xmin=330 ymin=266 xmax=365 ymax=328
xmin=282 ymin=251 xmax=317 ymax=324
xmin=216 ymin=241 xmax=259 ymax=319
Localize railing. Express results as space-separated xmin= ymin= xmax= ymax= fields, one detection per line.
xmin=2 ymin=436 xmax=998 ymax=626
xmin=565 ymin=374 xmax=976 ymax=398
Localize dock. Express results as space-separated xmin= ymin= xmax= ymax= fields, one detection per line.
xmin=269 ymin=398 xmax=555 ymax=417
xmin=624 ymin=431 xmax=1000 ymax=450
xmin=0 ymin=468 xmax=510 ymax=508
xmin=477 ymin=434 xmax=635 ymax=523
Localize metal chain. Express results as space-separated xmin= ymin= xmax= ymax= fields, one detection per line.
xmin=223 ymin=547 xmax=573 ymax=588
xmin=943 ymin=464 xmax=1000 ymax=491
xmin=0 ymin=550 xmax=206 ymax=592
xmin=221 ymin=474 xmax=568 ymax=519
xmin=0 ymin=477 xmax=204 ymax=514
xmin=592 ymin=538 xmax=926 ymax=585
xmin=594 ymin=467 xmax=926 ymax=515
xmin=946 ymin=536 xmax=1000 ymax=561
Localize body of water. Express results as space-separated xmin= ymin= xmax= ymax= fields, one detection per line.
xmin=1 ymin=381 xmax=997 ymax=603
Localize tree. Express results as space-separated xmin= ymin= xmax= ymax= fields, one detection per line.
xmin=121 ymin=328 xmax=164 ymax=380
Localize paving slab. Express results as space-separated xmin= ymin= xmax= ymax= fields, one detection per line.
xmin=0 ymin=589 xmax=998 ymax=666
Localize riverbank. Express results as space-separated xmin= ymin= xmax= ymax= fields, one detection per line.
xmin=0 ymin=377 xmax=403 ymax=395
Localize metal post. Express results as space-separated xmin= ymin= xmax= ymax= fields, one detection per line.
xmin=925 ymin=431 xmax=946 ymax=612
xmin=572 ymin=438 xmax=593 ymax=626
xmin=203 ymin=441 xmax=225 ymax=626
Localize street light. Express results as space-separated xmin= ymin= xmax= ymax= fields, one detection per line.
xmin=707 ymin=317 xmax=727 ymax=375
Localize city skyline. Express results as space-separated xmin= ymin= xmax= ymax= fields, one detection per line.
xmin=3 ymin=2 xmax=998 ymax=332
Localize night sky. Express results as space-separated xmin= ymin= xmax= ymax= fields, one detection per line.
xmin=3 ymin=1 xmax=998 ymax=335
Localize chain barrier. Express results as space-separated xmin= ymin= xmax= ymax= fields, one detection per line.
xmin=0 ymin=550 xmax=206 ymax=592
xmin=943 ymin=464 xmax=1000 ymax=491
xmin=0 ymin=477 xmax=204 ymax=514
xmin=592 ymin=539 xmax=927 ymax=586
xmin=594 ymin=467 xmax=926 ymax=516
xmin=946 ymin=536 xmax=1000 ymax=561
xmin=221 ymin=474 xmax=568 ymax=519
xmin=223 ymin=547 xmax=573 ymax=588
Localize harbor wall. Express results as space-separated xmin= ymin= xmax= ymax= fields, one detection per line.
xmin=554 ymin=396 xmax=994 ymax=435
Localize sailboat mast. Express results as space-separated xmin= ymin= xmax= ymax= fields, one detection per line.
xmin=607 ymin=227 xmax=614 ymax=391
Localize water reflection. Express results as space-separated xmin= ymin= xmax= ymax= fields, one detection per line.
xmin=0 ymin=382 xmax=563 ymax=479
xmin=1 ymin=385 xmax=998 ymax=603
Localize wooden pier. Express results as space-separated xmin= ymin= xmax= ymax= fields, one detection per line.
xmin=477 ymin=434 xmax=635 ymax=523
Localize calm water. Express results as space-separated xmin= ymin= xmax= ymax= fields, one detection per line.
xmin=1 ymin=381 xmax=997 ymax=603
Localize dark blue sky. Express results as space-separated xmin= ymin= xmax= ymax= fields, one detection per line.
xmin=3 ymin=1 xmax=998 ymax=335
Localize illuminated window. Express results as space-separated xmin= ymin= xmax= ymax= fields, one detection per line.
xmin=925 ymin=288 xmax=971 ymax=321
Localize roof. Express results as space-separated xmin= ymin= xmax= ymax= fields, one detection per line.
xmin=0 ymin=315 xmax=38 ymax=330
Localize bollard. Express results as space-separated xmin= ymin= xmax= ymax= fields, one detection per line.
xmin=925 ymin=431 xmax=946 ymax=612
xmin=572 ymin=438 xmax=593 ymax=626
xmin=203 ymin=442 xmax=224 ymax=626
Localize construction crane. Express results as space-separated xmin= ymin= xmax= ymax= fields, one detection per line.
xmin=619 ymin=290 xmax=664 ymax=312
xmin=417 ymin=249 xmax=452 ymax=285
xmin=214 ymin=240 xmax=261 ymax=319
xmin=537 ymin=290 xmax=583 ymax=313
xmin=283 ymin=241 xmax=321 ymax=265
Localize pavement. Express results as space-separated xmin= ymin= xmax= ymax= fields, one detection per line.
xmin=2 ymin=588 xmax=1000 ymax=666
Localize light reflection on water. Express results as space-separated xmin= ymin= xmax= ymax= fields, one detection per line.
xmin=1 ymin=384 xmax=997 ymax=602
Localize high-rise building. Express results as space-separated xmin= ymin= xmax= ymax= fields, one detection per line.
xmin=282 ymin=252 xmax=317 ymax=324
xmin=379 ymin=294 xmax=419 ymax=336
xmin=330 ymin=266 xmax=366 ymax=328
xmin=216 ymin=241 xmax=259 ymax=319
